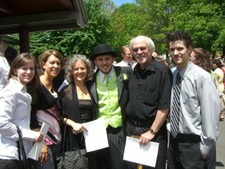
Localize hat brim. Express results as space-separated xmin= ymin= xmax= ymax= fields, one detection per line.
xmin=92 ymin=51 xmax=117 ymax=59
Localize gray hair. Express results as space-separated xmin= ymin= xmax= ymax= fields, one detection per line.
xmin=65 ymin=54 xmax=94 ymax=83
xmin=130 ymin=35 xmax=155 ymax=52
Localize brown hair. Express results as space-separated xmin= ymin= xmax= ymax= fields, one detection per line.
xmin=192 ymin=48 xmax=211 ymax=72
xmin=38 ymin=49 xmax=64 ymax=72
xmin=9 ymin=53 xmax=40 ymax=102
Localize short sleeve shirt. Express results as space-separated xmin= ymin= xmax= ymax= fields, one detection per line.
xmin=126 ymin=59 xmax=172 ymax=121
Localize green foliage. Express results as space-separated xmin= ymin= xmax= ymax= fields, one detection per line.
xmin=8 ymin=0 xmax=225 ymax=57
xmin=108 ymin=3 xmax=146 ymax=58
xmin=27 ymin=0 xmax=112 ymax=59
xmin=167 ymin=1 xmax=225 ymax=53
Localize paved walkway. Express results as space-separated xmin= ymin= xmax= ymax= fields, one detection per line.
xmin=216 ymin=120 xmax=225 ymax=168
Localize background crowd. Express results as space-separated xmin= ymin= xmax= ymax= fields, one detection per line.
xmin=0 ymin=30 xmax=223 ymax=169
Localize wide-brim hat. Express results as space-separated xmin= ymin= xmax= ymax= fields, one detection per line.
xmin=92 ymin=44 xmax=117 ymax=59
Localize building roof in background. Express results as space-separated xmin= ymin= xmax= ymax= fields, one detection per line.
xmin=0 ymin=34 xmax=18 ymax=44
xmin=0 ymin=0 xmax=88 ymax=34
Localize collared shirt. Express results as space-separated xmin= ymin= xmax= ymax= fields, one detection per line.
xmin=96 ymin=67 xmax=123 ymax=128
xmin=169 ymin=62 xmax=220 ymax=155
xmin=126 ymin=59 xmax=172 ymax=121
xmin=98 ymin=67 xmax=115 ymax=85
xmin=0 ymin=53 xmax=10 ymax=90
xmin=115 ymin=60 xmax=131 ymax=68
xmin=0 ymin=78 xmax=37 ymax=160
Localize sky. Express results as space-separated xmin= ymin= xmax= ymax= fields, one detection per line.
xmin=112 ymin=0 xmax=135 ymax=7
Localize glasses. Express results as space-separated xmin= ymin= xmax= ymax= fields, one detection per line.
xmin=133 ymin=46 xmax=147 ymax=52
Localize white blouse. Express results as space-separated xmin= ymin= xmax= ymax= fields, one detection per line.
xmin=0 ymin=78 xmax=38 ymax=160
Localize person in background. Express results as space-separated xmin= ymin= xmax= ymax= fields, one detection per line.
xmin=212 ymin=58 xmax=225 ymax=121
xmin=115 ymin=45 xmax=134 ymax=69
xmin=0 ymin=53 xmax=43 ymax=169
xmin=90 ymin=44 xmax=131 ymax=169
xmin=190 ymin=48 xmax=218 ymax=169
xmin=166 ymin=31 xmax=220 ymax=169
xmin=190 ymin=48 xmax=213 ymax=73
xmin=4 ymin=46 xmax=18 ymax=66
xmin=0 ymin=37 xmax=10 ymax=90
xmin=58 ymin=54 xmax=96 ymax=169
xmin=126 ymin=35 xmax=172 ymax=169
xmin=30 ymin=49 xmax=64 ymax=169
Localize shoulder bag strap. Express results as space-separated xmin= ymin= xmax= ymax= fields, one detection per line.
xmin=62 ymin=123 xmax=82 ymax=155
xmin=16 ymin=126 xmax=30 ymax=169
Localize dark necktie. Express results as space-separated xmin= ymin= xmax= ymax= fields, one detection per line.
xmin=171 ymin=73 xmax=181 ymax=139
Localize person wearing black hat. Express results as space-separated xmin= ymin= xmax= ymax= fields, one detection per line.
xmin=90 ymin=44 xmax=131 ymax=169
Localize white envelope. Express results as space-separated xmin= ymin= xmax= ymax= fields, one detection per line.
xmin=83 ymin=119 xmax=109 ymax=152
xmin=123 ymin=136 xmax=159 ymax=167
xmin=27 ymin=123 xmax=49 ymax=160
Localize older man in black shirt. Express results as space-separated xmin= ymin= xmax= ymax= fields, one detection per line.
xmin=126 ymin=35 xmax=172 ymax=169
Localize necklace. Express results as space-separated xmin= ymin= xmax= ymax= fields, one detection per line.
xmin=76 ymin=85 xmax=90 ymax=99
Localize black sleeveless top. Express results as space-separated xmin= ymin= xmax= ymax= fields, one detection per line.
xmin=79 ymin=99 xmax=93 ymax=123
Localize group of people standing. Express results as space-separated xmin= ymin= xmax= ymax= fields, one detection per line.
xmin=0 ymin=30 xmax=221 ymax=169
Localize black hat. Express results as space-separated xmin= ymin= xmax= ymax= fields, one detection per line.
xmin=92 ymin=44 xmax=117 ymax=59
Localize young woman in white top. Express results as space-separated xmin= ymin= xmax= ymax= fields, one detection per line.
xmin=0 ymin=53 xmax=43 ymax=169
xmin=212 ymin=58 xmax=225 ymax=121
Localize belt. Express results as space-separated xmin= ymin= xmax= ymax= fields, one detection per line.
xmin=107 ymin=125 xmax=123 ymax=133
xmin=171 ymin=134 xmax=201 ymax=143
xmin=128 ymin=119 xmax=154 ymax=127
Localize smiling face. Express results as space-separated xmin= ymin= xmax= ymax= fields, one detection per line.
xmin=14 ymin=61 xmax=35 ymax=86
xmin=42 ymin=54 xmax=62 ymax=79
xmin=73 ymin=60 xmax=88 ymax=83
xmin=131 ymin=37 xmax=153 ymax=69
xmin=169 ymin=40 xmax=192 ymax=70
xmin=94 ymin=54 xmax=115 ymax=74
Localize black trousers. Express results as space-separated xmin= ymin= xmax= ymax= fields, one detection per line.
xmin=205 ymin=145 xmax=216 ymax=169
xmin=126 ymin=121 xmax=167 ymax=169
xmin=168 ymin=134 xmax=206 ymax=169
xmin=93 ymin=126 xmax=126 ymax=169
xmin=0 ymin=159 xmax=21 ymax=169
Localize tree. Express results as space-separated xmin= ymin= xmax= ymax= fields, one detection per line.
xmin=167 ymin=0 xmax=225 ymax=53
xmin=12 ymin=0 xmax=113 ymax=58
xmin=11 ymin=0 xmax=225 ymax=57
xmin=135 ymin=0 xmax=171 ymax=54
xmin=108 ymin=3 xmax=146 ymax=57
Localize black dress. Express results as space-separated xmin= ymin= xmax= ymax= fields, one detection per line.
xmin=63 ymin=99 xmax=93 ymax=149
xmin=58 ymin=83 xmax=95 ymax=151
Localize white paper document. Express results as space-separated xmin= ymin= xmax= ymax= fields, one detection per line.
xmin=83 ymin=119 xmax=108 ymax=152
xmin=28 ymin=123 xmax=49 ymax=160
xmin=123 ymin=136 xmax=159 ymax=167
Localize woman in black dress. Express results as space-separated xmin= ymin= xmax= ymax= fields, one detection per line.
xmin=58 ymin=54 xmax=96 ymax=168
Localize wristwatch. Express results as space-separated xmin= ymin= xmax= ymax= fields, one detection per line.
xmin=149 ymin=128 xmax=157 ymax=135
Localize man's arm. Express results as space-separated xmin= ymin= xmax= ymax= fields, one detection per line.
xmin=139 ymin=108 xmax=169 ymax=144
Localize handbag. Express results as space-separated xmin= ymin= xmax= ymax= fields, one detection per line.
xmin=57 ymin=124 xmax=88 ymax=169
xmin=36 ymin=105 xmax=61 ymax=145
xmin=16 ymin=126 xmax=31 ymax=169
xmin=57 ymin=148 xmax=88 ymax=169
